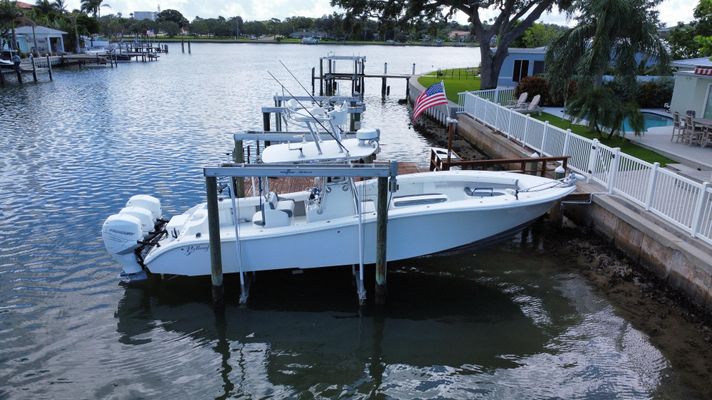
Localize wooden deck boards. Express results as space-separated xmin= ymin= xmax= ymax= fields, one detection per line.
xmin=241 ymin=162 xmax=424 ymax=196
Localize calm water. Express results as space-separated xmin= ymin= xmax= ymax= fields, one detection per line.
xmin=0 ymin=44 xmax=704 ymax=399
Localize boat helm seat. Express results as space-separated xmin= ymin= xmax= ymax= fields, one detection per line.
xmin=267 ymin=192 xmax=295 ymax=217
xmin=252 ymin=208 xmax=291 ymax=228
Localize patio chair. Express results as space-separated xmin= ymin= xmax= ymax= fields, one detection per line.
xmin=507 ymin=92 xmax=528 ymax=109
xmin=702 ymin=126 xmax=712 ymax=148
xmin=671 ymin=112 xmax=683 ymax=142
xmin=517 ymin=94 xmax=541 ymax=115
xmin=683 ymin=115 xmax=703 ymax=146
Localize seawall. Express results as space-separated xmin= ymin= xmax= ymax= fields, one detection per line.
xmin=408 ymin=79 xmax=712 ymax=313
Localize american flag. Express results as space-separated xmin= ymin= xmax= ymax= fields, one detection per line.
xmin=412 ymin=81 xmax=448 ymax=121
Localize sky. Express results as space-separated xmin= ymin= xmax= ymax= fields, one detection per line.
xmin=65 ymin=0 xmax=698 ymax=28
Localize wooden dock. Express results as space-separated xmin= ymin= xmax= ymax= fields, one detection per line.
xmin=312 ymin=55 xmax=416 ymax=99
xmin=241 ymin=162 xmax=424 ymax=196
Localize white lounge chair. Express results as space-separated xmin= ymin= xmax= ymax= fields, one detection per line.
xmin=516 ymin=94 xmax=541 ymax=115
xmin=507 ymin=92 xmax=528 ymax=109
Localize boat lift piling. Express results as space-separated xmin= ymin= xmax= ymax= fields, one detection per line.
xmin=203 ymin=162 xmax=398 ymax=305
xmin=263 ymin=95 xmax=365 ymax=133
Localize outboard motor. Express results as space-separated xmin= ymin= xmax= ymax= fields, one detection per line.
xmin=102 ymin=214 xmax=144 ymax=276
xmin=102 ymin=195 xmax=162 ymax=281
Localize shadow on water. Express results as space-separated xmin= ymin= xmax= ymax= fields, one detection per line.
xmin=115 ymin=262 xmax=549 ymax=398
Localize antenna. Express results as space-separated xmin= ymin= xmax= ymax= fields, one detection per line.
xmin=266 ymin=71 xmax=350 ymax=155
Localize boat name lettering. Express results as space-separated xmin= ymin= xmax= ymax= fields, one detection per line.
xmin=109 ymin=229 xmax=134 ymax=236
xmin=185 ymin=244 xmax=209 ymax=256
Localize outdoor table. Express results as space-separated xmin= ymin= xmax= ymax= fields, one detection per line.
xmin=693 ymin=118 xmax=712 ymax=127
xmin=692 ymin=118 xmax=712 ymax=147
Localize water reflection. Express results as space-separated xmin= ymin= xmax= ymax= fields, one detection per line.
xmin=113 ymin=246 xmax=668 ymax=399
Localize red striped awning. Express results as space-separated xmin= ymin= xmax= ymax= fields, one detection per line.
xmin=695 ymin=66 xmax=712 ymax=75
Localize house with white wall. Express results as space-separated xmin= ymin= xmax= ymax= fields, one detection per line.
xmin=669 ymin=57 xmax=712 ymax=118
xmin=14 ymin=26 xmax=66 ymax=55
xmin=497 ymin=47 xmax=547 ymax=88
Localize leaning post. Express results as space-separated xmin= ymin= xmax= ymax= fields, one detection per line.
xmin=206 ymin=176 xmax=224 ymax=307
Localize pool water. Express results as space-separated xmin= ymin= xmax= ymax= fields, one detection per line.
xmin=623 ymin=112 xmax=673 ymax=132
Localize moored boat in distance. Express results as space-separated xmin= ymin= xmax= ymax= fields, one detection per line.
xmin=102 ymin=170 xmax=579 ymax=279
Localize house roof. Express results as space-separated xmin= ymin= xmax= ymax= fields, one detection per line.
xmin=671 ymin=57 xmax=712 ymax=69
xmin=15 ymin=1 xmax=33 ymax=9
xmin=504 ymin=47 xmax=547 ymax=55
xmin=14 ymin=26 xmax=68 ymax=35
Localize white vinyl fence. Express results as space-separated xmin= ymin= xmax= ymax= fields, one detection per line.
xmin=459 ymin=90 xmax=712 ymax=245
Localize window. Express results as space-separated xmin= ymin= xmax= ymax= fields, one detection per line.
xmin=512 ymin=59 xmax=530 ymax=82
xmin=533 ymin=61 xmax=545 ymax=75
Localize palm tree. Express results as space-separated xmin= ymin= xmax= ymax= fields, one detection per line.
xmin=80 ymin=0 xmax=101 ymax=18
xmin=546 ymin=0 xmax=669 ymax=137
xmin=0 ymin=1 xmax=21 ymax=50
xmin=52 ymin=0 xmax=66 ymax=13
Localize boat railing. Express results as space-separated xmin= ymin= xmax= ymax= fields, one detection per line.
xmin=459 ymin=90 xmax=712 ymax=246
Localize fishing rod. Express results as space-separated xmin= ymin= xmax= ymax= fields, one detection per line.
xmin=266 ymin=71 xmax=350 ymax=154
xmin=279 ymin=60 xmax=322 ymax=106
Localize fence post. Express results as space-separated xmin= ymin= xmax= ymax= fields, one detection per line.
xmin=607 ymin=148 xmax=621 ymax=194
xmin=494 ymin=87 xmax=500 ymax=104
xmin=691 ymin=182 xmax=710 ymax=238
xmin=644 ymin=162 xmax=660 ymax=210
xmin=586 ymin=139 xmax=600 ymax=182
xmin=506 ymin=108 xmax=513 ymax=139
xmin=563 ymin=129 xmax=572 ymax=156
xmin=541 ymin=121 xmax=549 ymax=154
xmin=523 ymin=116 xmax=531 ymax=145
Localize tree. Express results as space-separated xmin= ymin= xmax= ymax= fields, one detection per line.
xmin=546 ymin=0 xmax=669 ymax=138
xmin=332 ymin=0 xmax=574 ymax=89
xmin=667 ymin=0 xmax=712 ymax=59
xmin=0 ymin=0 xmax=23 ymax=51
xmin=519 ymin=23 xmax=565 ymax=48
xmin=80 ymin=0 xmax=101 ymax=17
xmin=157 ymin=9 xmax=188 ymax=29
xmin=158 ymin=20 xmax=179 ymax=37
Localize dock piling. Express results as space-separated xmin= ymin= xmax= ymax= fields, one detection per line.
xmin=181 ymin=40 xmax=185 ymax=53
xmin=30 ymin=56 xmax=37 ymax=82
xmin=349 ymin=100 xmax=362 ymax=132
xmin=188 ymin=41 xmax=191 ymax=54
xmin=381 ymin=63 xmax=387 ymax=98
xmin=311 ymin=67 xmax=315 ymax=95
xmin=206 ymin=176 xmax=225 ymax=307
xmin=375 ymin=176 xmax=389 ymax=305
xmin=262 ymin=112 xmax=272 ymax=147
xmin=233 ymin=140 xmax=245 ymax=197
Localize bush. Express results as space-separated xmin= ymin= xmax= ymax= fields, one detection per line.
xmin=515 ymin=76 xmax=551 ymax=106
xmin=636 ymin=79 xmax=673 ymax=108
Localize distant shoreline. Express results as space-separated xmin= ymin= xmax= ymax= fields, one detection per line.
xmin=153 ymin=38 xmax=480 ymax=48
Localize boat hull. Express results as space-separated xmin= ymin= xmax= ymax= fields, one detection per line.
xmin=144 ymin=199 xmax=557 ymax=276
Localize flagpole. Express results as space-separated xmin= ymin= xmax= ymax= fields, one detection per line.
xmin=442 ymin=80 xmax=453 ymax=164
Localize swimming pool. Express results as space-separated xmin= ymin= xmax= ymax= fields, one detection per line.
xmin=623 ymin=112 xmax=673 ymax=132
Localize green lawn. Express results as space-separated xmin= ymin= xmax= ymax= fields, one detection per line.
xmin=418 ymin=68 xmax=481 ymax=102
xmin=533 ymin=113 xmax=675 ymax=166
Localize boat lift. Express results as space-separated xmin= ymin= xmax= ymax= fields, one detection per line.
xmin=203 ymin=162 xmax=398 ymax=307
